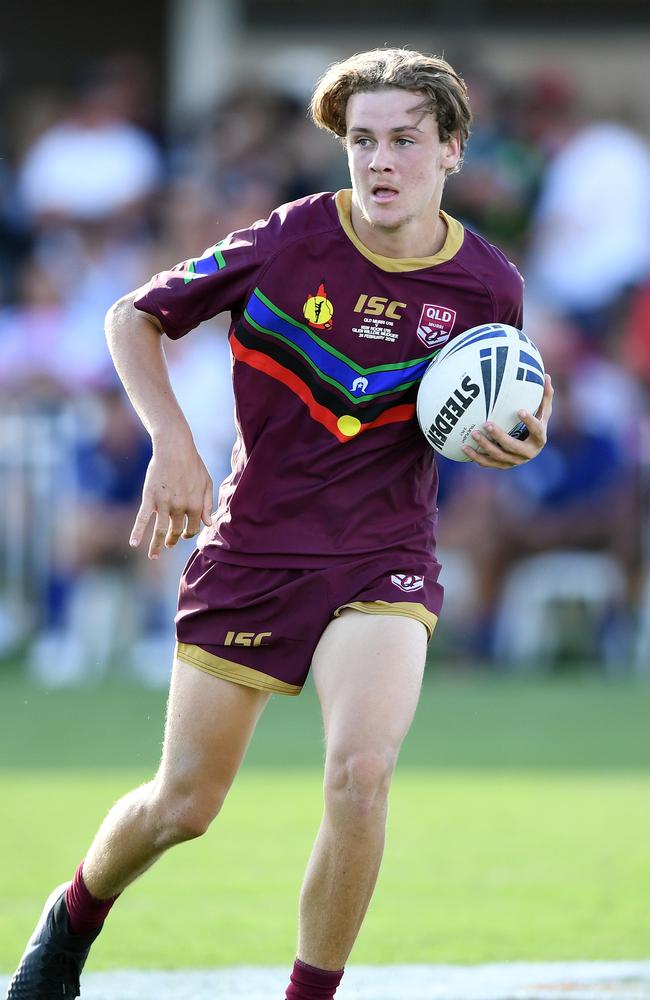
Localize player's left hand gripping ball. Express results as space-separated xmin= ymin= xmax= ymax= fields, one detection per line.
xmin=465 ymin=373 xmax=553 ymax=468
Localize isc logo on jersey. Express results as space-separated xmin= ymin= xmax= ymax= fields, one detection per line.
xmin=354 ymin=294 xmax=406 ymax=319
xmin=417 ymin=303 xmax=457 ymax=349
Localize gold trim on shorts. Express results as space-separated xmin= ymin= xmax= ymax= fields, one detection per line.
xmin=175 ymin=641 xmax=302 ymax=696
xmin=333 ymin=600 xmax=438 ymax=640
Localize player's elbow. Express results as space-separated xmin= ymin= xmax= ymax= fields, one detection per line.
xmin=105 ymin=291 xmax=133 ymax=329
xmin=105 ymin=292 xmax=161 ymax=345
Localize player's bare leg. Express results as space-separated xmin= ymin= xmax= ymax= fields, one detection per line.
xmin=6 ymin=659 xmax=268 ymax=999
xmin=82 ymin=658 xmax=269 ymax=898
xmin=290 ymin=610 xmax=426 ymax=986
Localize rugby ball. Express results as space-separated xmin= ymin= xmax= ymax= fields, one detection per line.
xmin=416 ymin=323 xmax=545 ymax=462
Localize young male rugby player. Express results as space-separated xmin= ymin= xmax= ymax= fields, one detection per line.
xmin=7 ymin=48 xmax=552 ymax=999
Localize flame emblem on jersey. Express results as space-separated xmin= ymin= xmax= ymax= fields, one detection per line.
xmin=303 ymin=283 xmax=334 ymax=330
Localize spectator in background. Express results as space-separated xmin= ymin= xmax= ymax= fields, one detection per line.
xmin=17 ymin=56 xmax=162 ymax=235
xmin=444 ymin=63 xmax=543 ymax=258
xmin=0 ymin=243 xmax=153 ymax=397
xmin=623 ymin=281 xmax=650 ymax=391
xmin=0 ymin=255 xmax=72 ymax=403
xmin=72 ymin=387 xmax=153 ymax=567
xmin=524 ymin=78 xmax=650 ymax=340
xmin=525 ymin=306 xmax=645 ymax=456
xmin=174 ymin=85 xmax=337 ymax=200
xmin=169 ymin=82 xmax=346 ymax=242
xmin=514 ymin=69 xmax=579 ymax=162
xmin=5 ymin=55 xmax=162 ymax=397
xmin=28 ymin=386 xmax=155 ymax=686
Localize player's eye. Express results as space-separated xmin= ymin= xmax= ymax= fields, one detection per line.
xmin=395 ymin=137 xmax=414 ymax=147
xmin=354 ymin=137 xmax=373 ymax=147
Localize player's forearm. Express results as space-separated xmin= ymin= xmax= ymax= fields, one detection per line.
xmin=105 ymin=293 xmax=193 ymax=447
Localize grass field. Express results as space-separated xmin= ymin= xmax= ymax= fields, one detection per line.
xmin=1 ymin=667 xmax=649 ymax=972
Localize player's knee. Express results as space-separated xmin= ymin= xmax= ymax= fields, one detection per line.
xmin=153 ymin=781 xmax=228 ymax=844
xmin=167 ymin=802 xmax=215 ymax=842
xmin=324 ymin=748 xmax=397 ymax=820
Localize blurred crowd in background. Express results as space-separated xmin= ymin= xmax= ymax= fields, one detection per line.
xmin=1 ymin=51 xmax=650 ymax=684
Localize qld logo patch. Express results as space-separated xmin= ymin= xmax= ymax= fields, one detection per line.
xmin=391 ymin=573 xmax=424 ymax=593
xmin=417 ymin=303 xmax=456 ymax=348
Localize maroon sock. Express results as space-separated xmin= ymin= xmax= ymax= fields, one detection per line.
xmin=65 ymin=862 xmax=120 ymax=936
xmin=285 ymin=958 xmax=344 ymax=999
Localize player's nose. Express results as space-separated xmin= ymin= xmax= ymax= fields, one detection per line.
xmin=369 ymin=142 xmax=394 ymax=172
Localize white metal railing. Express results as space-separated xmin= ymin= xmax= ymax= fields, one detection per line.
xmin=0 ymin=405 xmax=78 ymax=647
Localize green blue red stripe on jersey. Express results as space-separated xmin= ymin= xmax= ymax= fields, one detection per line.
xmin=183 ymin=242 xmax=228 ymax=284
xmin=235 ymin=288 xmax=438 ymax=442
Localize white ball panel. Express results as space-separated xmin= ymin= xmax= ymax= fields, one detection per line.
xmin=416 ymin=324 xmax=545 ymax=462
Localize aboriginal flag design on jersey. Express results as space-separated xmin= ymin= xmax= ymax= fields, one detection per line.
xmin=233 ymin=288 xmax=437 ymax=442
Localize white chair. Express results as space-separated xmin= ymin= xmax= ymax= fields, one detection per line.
xmin=492 ymin=550 xmax=628 ymax=669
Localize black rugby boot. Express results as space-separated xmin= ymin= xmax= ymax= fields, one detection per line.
xmin=6 ymin=884 xmax=102 ymax=999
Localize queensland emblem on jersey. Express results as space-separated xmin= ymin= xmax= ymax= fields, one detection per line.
xmin=417 ymin=303 xmax=457 ymax=348
xmin=303 ymin=283 xmax=334 ymax=330
xmin=390 ymin=573 xmax=425 ymax=593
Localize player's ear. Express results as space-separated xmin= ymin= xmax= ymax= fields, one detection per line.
xmin=440 ymin=132 xmax=461 ymax=171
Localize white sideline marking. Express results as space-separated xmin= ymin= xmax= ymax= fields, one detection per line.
xmin=3 ymin=961 xmax=650 ymax=998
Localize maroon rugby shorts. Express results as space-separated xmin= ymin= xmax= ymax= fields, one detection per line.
xmin=175 ymin=549 xmax=443 ymax=695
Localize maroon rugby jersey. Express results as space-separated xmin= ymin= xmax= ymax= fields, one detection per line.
xmin=134 ymin=189 xmax=523 ymax=567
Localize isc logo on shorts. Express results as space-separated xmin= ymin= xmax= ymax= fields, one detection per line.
xmin=224 ymin=631 xmax=272 ymax=647
xmin=390 ymin=574 xmax=424 ymax=593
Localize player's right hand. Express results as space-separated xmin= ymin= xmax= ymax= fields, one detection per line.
xmin=129 ymin=443 xmax=214 ymax=560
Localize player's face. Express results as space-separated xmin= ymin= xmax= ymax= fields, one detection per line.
xmin=345 ymin=88 xmax=460 ymax=254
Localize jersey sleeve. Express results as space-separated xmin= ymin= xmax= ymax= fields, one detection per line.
xmin=133 ymin=212 xmax=284 ymax=340
xmin=494 ymin=260 xmax=525 ymax=329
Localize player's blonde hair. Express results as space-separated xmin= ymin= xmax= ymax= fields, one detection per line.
xmin=310 ymin=47 xmax=472 ymax=173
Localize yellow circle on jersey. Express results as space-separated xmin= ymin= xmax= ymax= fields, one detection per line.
xmin=337 ymin=415 xmax=361 ymax=437
xmin=303 ymin=296 xmax=334 ymax=325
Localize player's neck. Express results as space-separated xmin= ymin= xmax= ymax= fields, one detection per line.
xmin=350 ymin=200 xmax=448 ymax=259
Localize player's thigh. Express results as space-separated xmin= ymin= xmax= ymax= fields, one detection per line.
xmin=312 ymin=610 xmax=427 ymax=756
xmin=156 ymin=656 xmax=270 ymax=797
